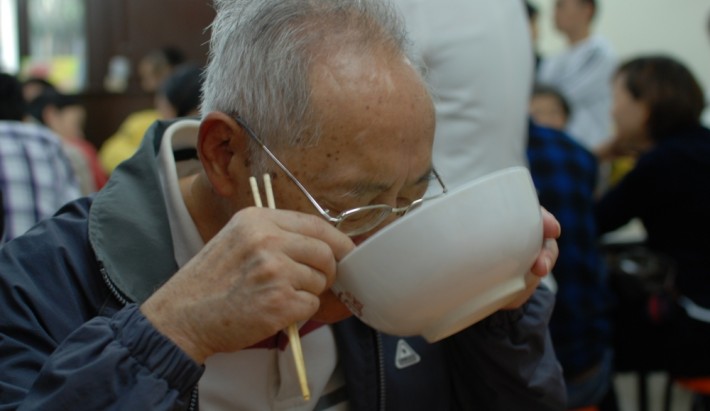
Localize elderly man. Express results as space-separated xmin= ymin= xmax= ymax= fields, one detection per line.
xmin=0 ymin=1 xmax=564 ymax=410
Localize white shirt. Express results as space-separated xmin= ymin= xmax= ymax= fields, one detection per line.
xmin=155 ymin=120 xmax=346 ymax=411
xmin=538 ymin=35 xmax=617 ymax=150
xmin=391 ymin=0 xmax=533 ymax=190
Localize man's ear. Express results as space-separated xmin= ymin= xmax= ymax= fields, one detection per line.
xmin=197 ymin=112 xmax=250 ymax=197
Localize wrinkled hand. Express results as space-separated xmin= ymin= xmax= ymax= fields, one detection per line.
xmin=140 ymin=207 xmax=355 ymax=364
xmin=502 ymin=207 xmax=560 ymax=309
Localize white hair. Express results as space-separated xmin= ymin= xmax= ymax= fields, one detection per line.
xmin=202 ymin=0 xmax=417 ymax=162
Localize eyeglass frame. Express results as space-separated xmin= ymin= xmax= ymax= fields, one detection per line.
xmin=233 ymin=115 xmax=448 ymax=236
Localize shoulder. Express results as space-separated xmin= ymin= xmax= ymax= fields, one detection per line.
xmin=646 ymin=127 xmax=710 ymax=165
xmin=581 ymin=36 xmax=617 ymax=70
xmin=587 ymin=35 xmax=615 ymax=55
xmin=0 ymin=121 xmax=65 ymax=150
xmin=528 ymin=124 xmax=596 ymax=169
xmin=0 ymin=120 xmax=57 ymax=140
xmin=529 ymin=123 xmax=592 ymax=155
xmin=0 ymin=197 xmax=95 ymax=278
xmin=119 ymin=110 xmax=161 ymax=136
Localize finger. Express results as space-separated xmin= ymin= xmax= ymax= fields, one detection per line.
xmin=530 ymin=238 xmax=559 ymax=277
xmin=288 ymin=261 xmax=330 ymax=295
xmin=541 ymin=207 xmax=561 ymax=239
xmin=233 ymin=208 xmax=348 ymax=289
xmin=272 ymin=209 xmax=356 ymax=261
xmin=287 ymin=289 xmax=322 ymax=321
xmin=265 ymin=227 xmax=344 ymax=289
xmin=237 ymin=208 xmax=356 ymax=261
xmin=231 ymin=259 xmax=322 ymax=324
xmin=502 ymin=273 xmax=540 ymax=310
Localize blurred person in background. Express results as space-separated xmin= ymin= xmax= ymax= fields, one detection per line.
xmin=596 ymin=55 xmax=710 ymax=378
xmin=28 ymin=90 xmax=107 ymax=194
xmin=525 ymin=0 xmax=542 ymax=72
xmin=527 ymin=117 xmax=616 ymax=410
xmin=702 ymin=11 xmax=710 ymax=128
xmin=537 ymin=0 xmax=616 ymax=152
xmin=99 ymin=46 xmax=186 ymax=174
xmin=390 ymin=0 xmax=533 ymax=189
xmin=0 ymin=73 xmax=80 ymax=242
xmin=21 ymin=77 xmax=56 ymax=105
xmin=530 ymin=83 xmax=572 ymax=131
xmin=137 ymin=47 xmax=187 ymax=94
xmin=154 ymin=64 xmax=203 ymax=120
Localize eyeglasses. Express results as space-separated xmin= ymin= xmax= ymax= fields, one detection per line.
xmin=234 ymin=115 xmax=447 ymax=236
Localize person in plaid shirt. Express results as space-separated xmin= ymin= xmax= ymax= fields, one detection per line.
xmin=0 ymin=73 xmax=80 ymax=242
xmin=527 ymin=119 xmax=615 ymax=410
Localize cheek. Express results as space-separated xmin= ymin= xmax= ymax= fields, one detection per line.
xmin=613 ymin=114 xmax=631 ymax=139
xmin=613 ymin=104 xmax=642 ymax=139
xmin=612 ymin=101 xmax=628 ymax=132
xmin=311 ymin=290 xmax=353 ymax=323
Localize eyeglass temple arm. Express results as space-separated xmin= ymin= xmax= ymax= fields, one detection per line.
xmin=234 ymin=116 xmax=339 ymax=223
xmin=431 ymin=168 xmax=448 ymax=196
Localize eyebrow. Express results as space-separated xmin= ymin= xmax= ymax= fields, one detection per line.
xmin=336 ymin=167 xmax=435 ymax=200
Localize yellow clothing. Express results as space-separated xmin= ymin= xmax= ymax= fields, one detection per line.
xmin=99 ymin=110 xmax=159 ymax=173
xmin=609 ymin=156 xmax=636 ymax=187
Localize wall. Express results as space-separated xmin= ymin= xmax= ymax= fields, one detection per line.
xmin=533 ymin=0 xmax=710 ymax=92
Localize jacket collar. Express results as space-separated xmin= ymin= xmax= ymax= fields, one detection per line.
xmin=88 ymin=119 xmax=185 ymax=303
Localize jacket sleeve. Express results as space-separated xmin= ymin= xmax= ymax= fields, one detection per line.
xmin=445 ymin=286 xmax=566 ymax=411
xmin=2 ymin=304 xmax=203 ymax=411
xmin=0 ymin=201 xmax=203 ymax=411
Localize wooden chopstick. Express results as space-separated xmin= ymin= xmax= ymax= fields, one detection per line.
xmin=248 ymin=176 xmax=263 ymax=208
xmin=249 ymin=174 xmax=311 ymax=401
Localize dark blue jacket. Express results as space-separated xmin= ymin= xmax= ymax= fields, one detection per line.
xmin=0 ymin=120 xmax=565 ymax=410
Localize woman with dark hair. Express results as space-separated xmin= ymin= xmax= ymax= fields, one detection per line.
xmin=596 ymin=55 xmax=710 ymax=377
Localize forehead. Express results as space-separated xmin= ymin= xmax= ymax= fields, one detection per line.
xmin=556 ymin=0 xmax=583 ymax=8
xmin=289 ymin=47 xmax=435 ymax=181
xmin=532 ymin=94 xmax=563 ymax=109
xmin=612 ymin=75 xmax=630 ymax=94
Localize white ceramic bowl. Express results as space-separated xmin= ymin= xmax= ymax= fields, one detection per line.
xmin=333 ymin=166 xmax=542 ymax=342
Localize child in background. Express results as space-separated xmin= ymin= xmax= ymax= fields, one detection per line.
xmin=529 ymin=83 xmax=571 ymax=131
xmin=154 ymin=64 xmax=203 ymax=119
xmin=28 ymin=90 xmax=107 ymax=194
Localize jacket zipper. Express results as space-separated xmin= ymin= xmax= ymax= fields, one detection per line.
xmin=99 ymin=264 xmax=129 ymax=306
xmin=375 ymin=332 xmax=386 ymax=411
xmin=99 ymin=262 xmax=199 ymax=411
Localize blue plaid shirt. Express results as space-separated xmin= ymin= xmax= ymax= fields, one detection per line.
xmin=0 ymin=121 xmax=80 ymax=242
xmin=527 ymin=121 xmax=612 ymax=378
